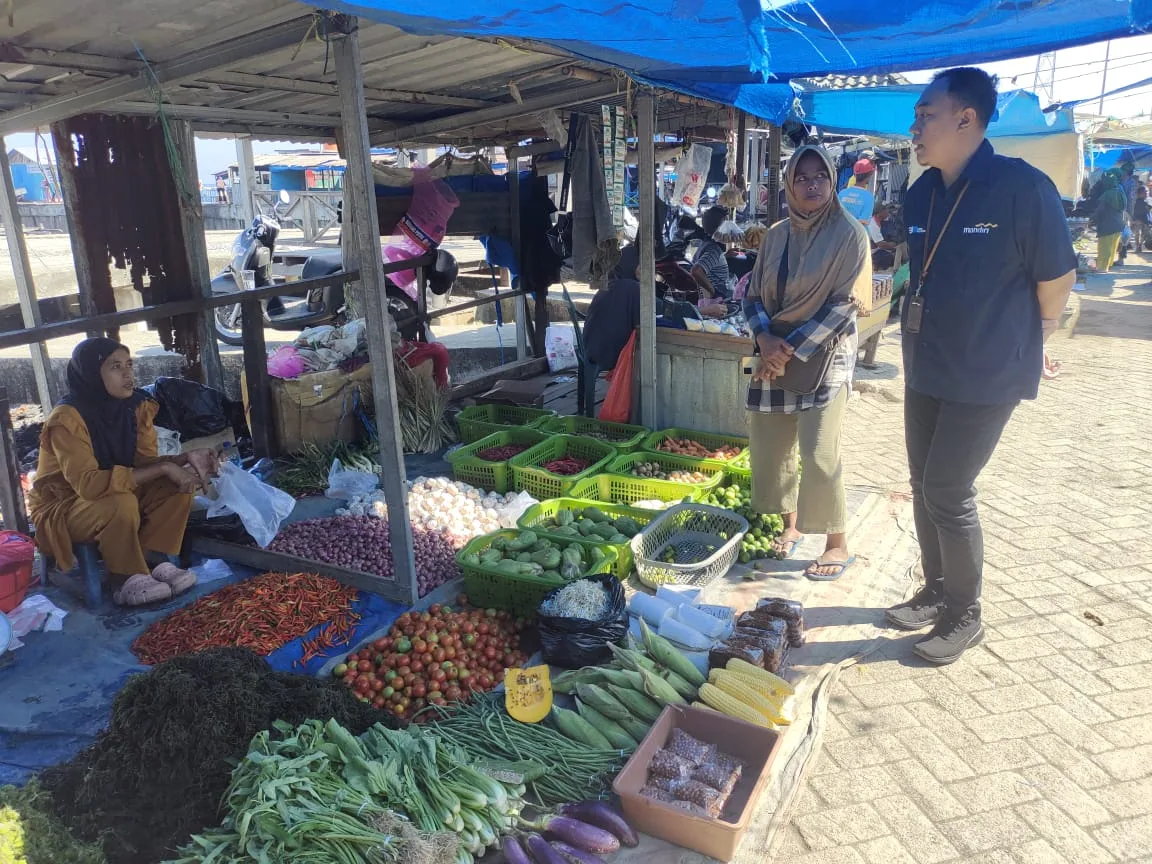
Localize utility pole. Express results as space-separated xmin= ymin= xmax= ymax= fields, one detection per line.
xmin=1032 ymin=51 xmax=1056 ymax=106
xmin=1098 ymin=41 xmax=1112 ymax=115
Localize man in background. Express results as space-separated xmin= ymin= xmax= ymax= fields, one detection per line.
xmin=689 ymin=205 xmax=731 ymax=298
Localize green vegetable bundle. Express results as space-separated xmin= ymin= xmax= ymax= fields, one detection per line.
xmin=461 ymin=530 xmax=608 ymax=582
xmin=539 ymin=506 xmax=641 ymax=544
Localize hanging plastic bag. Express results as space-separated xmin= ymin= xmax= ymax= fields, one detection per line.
xmin=203 ymin=462 xmax=295 ymax=548
xmin=325 ymin=458 xmax=379 ymax=500
xmin=598 ymin=332 xmax=636 ymax=423
xmin=673 ymin=144 xmax=713 ymax=210
xmin=545 ymin=324 xmax=580 ymax=372
xmin=538 ymin=574 xmax=628 ymax=668
xmin=382 ymin=167 xmax=461 ymax=290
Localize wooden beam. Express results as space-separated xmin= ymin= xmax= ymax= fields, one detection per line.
xmin=371 ymin=80 xmax=618 ymax=147
xmin=240 ymin=297 xmax=273 ymax=458
xmin=198 ymin=70 xmax=495 ymax=110
xmin=767 ymin=124 xmax=782 ymax=222
xmin=0 ymin=388 xmax=28 ymax=534
xmin=235 ymin=135 xmax=256 ymax=225
xmin=0 ymin=43 xmax=137 ymax=75
xmin=0 ymin=141 xmax=59 ymax=408
xmin=50 ymin=125 xmax=100 ymax=331
xmin=190 ymin=122 xmax=334 ymax=142
xmin=332 ymin=15 xmax=418 ymax=607
xmin=637 ymin=94 xmax=657 ymax=427
xmin=734 ymin=110 xmax=747 ymax=184
xmin=103 ymin=101 xmax=344 ymax=128
xmin=171 ymin=119 xmax=224 ymax=390
xmin=0 ymin=16 xmax=315 ymax=134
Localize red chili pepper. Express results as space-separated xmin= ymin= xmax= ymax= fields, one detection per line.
xmin=542 ymin=456 xmax=591 ymax=476
xmin=476 ymin=444 xmax=530 ymax=461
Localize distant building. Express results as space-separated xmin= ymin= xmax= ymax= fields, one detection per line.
xmin=7 ymin=147 xmax=57 ymax=202
xmin=214 ymin=149 xmax=361 ymax=195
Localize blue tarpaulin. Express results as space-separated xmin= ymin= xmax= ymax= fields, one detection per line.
xmin=321 ymin=0 xmax=1152 ymax=86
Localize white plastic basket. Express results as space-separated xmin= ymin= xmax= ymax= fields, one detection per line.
xmin=630 ymin=503 xmax=748 ymax=589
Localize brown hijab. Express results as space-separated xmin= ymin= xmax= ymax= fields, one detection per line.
xmin=746 ymin=145 xmax=871 ymax=325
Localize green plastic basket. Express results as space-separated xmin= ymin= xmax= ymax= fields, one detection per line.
xmin=536 ymin=416 xmax=650 ymax=452
xmin=445 ymin=428 xmax=549 ymax=492
xmin=509 ymin=434 xmax=617 ymax=499
xmin=568 ymin=473 xmax=703 ymax=507
xmin=640 ymin=427 xmax=750 ymax=468
xmin=517 ymin=498 xmax=657 ymax=579
xmin=456 ymin=529 xmax=617 ymax=616
xmin=456 ymin=404 xmax=556 ymax=444
xmin=606 ymin=451 xmax=726 ymax=491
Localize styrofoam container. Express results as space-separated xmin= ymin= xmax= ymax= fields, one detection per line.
xmin=656 ymin=584 xmax=701 ymax=608
xmin=628 ymin=593 xmax=675 ymax=627
xmin=694 ymin=603 xmax=736 ymax=638
xmin=677 ymin=603 xmax=728 ymax=640
xmin=681 ymin=648 xmax=710 ymax=677
xmin=659 ymin=615 xmax=712 ymax=650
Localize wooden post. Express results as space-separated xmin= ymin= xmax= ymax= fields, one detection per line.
xmin=0 ymin=142 xmax=59 ymax=408
xmin=734 ymin=111 xmax=747 ymax=185
xmin=507 ymin=157 xmax=529 ymax=360
xmin=241 ymin=297 xmax=273 ymax=457
xmin=767 ymin=124 xmax=782 ymax=223
xmin=637 ymin=93 xmax=657 ymax=427
xmin=171 ymin=120 xmax=224 ymax=390
xmin=0 ymin=388 xmax=28 ymax=535
xmin=332 ymin=15 xmax=418 ymax=605
xmin=235 ymin=135 xmax=256 ymax=226
xmin=51 ymin=125 xmax=100 ymax=332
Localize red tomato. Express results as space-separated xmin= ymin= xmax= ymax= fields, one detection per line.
xmin=426 ymin=631 xmax=440 ymax=645
xmin=373 ymin=638 xmax=388 ymax=651
xmin=429 ymin=603 xmax=443 ymax=615
xmin=372 ymin=695 xmax=387 ymax=709
xmin=444 ymin=647 xmax=457 ymax=661
xmin=357 ymin=660 xmax=372 ymax=672
xmin=477 ymin=623 xmax=490 ymax=636
xmin=371 ymin=679 xmax=384 ymax=692
xmin=396 ymin=665 xmax=411 ymax=678
xmin=432 ymin=647 xmax=446 ymax=663
xmin=411 ymin=683 xmax=427 ymax=699
xmin=411 ymin=660 xmax=425 ymax=674
xmin=485 ymin=646 xmax=498 ymax=660
xmin=430 ymin=696 xmax=446 ymax=707
xmin=462 ymin=622 xmax=475 ymax=634
xmin=430 ymin=667 xmax=446 ymax=683
xmin=446 ymin=667 xmax=459 ymax=681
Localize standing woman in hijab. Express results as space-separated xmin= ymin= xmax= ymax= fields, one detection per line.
xmin=742 ymin=144 xmax=871 ymax=580
xmin=28 ymin=338 xmax=218 ymax=606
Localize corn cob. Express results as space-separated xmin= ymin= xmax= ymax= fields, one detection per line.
xmin=725 ymin=658 xmax=795 ymax=698
xmin=551 ymin=705 xmax=613 ymax=749
xmin=551 ymin=667 xmax=605 ymax=695
xmin=690 ymin=701 xmax=720 ymax=714
xmin=709 ymin=670 xmax=791 ymax=725
xmin=606 ymin=683 xmax=664 ymax=722
xmin=709 ymin=668 xmax=786 ymax=708
xmin=698 ymin=683 xmax=772 ymax=727
xmin=637 ymin=666 xmax=687 ymax=706
xmin=575 ymin=701 xmax=638 ymax=750
xmin=639 ymin=619 xmax=707 ymax=687
xmin=575 ymin=683 xmax=635 ymax=724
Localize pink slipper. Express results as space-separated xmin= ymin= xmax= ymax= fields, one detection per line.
xmin=151 ymin=562 xmax=198 ymax=596
xmin=114 ymin=573 xmax=173 ymax=606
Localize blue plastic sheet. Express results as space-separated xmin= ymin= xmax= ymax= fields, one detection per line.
xmin=324 ymin=0 xmax=1152 ymax=85
xmin=265 ymin=590 xmax=403 ymax=677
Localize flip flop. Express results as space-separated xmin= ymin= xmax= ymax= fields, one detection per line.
xmin=805 ymin=555 xmax=857 ymax=582
xmin=151 ymin=562 xmax=198 ymax=596
xmin=113 ymin=573 xmax=173 ymax=606
xmin=773 ymin=536 xmax=803 ymax=560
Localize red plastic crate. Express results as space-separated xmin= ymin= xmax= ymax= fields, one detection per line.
xmin=0 ymin=560 xmax=34 ymax=613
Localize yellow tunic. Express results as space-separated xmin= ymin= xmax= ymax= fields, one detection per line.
xmin=28 ymin=401 xmax=193 ymax=576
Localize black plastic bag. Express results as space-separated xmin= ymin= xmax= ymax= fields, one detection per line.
xmin=538 ymin=573 xmax=628 ymax=668
xmin=145 ymin=377 xmax=230 ymax=440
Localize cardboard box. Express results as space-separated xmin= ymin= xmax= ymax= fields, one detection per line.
xmin=612 ymin=705 xmax=782 ymax=862
xmin=243 ymin=364 xmax=374 ymax=454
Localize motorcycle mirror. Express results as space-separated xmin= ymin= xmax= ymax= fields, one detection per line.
xmin=278 ymin=189 xmax=291 ymax=205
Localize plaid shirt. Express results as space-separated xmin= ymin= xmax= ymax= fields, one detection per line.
xmin=742 ymin=296 xmax=858 ymax=414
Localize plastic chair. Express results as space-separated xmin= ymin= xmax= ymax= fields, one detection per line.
xmin=41 ymin=542 xmax=103 ymax=609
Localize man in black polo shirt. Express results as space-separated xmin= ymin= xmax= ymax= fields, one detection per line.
xmin=884 ymin=67 xmax=1076 ymax=664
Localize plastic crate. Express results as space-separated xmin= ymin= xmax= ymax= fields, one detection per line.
xmin=568 ymin=473 xmax=704 ymax=508
xmin=517 ymin=498 xmax=657 ymax=579
xmin=0 ymin=560 xmax=34 ymax=614
xmin=630 ymin=503 xmax=748 ymax=589
xmin=456 ymin=529 xmax=617 ymax=617
xmin=456 ymin=404 xmax=556 ymax=444
xmin=445 ymin=428 xmax=549 ymax=492
xmin=537 ymin=415 xmax=650 ymax=451
xmin=607 ymin=451 xmax=726 ymax=491
xmin=509 ymin=434 xmax=617 ymax=500
xmin=640 ymin=427 xmax=749 ymax=468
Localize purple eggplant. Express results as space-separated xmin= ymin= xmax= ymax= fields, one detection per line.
xmin=559 ymin=800 xmax=639 ymax=848
xmin=503 ymin=835 xmax=534 ymax=864
xmin=540 ymin=816 xmax=620 ymax=854
xmin=526 ymin=833 xmax=569 ymax=864
xmin=549 ymin=840 xmax=607 ymax=864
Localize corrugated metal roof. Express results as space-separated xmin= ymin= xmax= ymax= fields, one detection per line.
xmin=799 ymin=73 xmax=911 ymax=91
xmin=0 ymin=1 xmax=722 ymax=144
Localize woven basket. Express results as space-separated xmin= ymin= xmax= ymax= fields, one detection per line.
xmin=630 ymin=503 xmax=748 ymax=589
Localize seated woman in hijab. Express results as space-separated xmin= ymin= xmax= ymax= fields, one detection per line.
xmin=29 ymin=338 xmax=219 ymax=606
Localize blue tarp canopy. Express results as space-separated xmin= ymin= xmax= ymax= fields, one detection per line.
xmin=794 ymin=87 xmax=1076 ymax=139
xmin=322 ymin=0 xmax=1152 ymax=86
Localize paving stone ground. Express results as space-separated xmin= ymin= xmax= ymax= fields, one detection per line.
xmin=776 ymin=258 xmax=1152 ymax=864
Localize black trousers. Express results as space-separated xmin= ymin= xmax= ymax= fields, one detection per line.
xmin=905 ymin=387 xmax=1017 ymax=618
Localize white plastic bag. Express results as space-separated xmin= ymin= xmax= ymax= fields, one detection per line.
xmin=673 ymin=144 xmax=713 ymax=209
xmin=545 ymin=324 xmax=579 ymax=372
xmin=497 ymin=491 xmax=538 ymax=528
xmin=154 ymin=425 xmax=182 ymax=457
xmin=325 ymin=458 xmax=380 ymax=500
xmin=204 ymin=462 xmax=296 ymax=548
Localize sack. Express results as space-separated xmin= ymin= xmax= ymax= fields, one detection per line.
xmin=538 ymin=574 xmax=628 ymax=668
xmin=766 ymin=238 xmax=841 ymax=396
xmin=325 ymin=458 xmax=379 ymax=500
xmin=673 ymin=144 xmax=712 ymax=209
xmin=598 ymin=332 xmax=636 ymax=422
xmin=545 ymin=324 xmax=580 ymax=372
xmin=203 ymin=462 xmax=295 ymax=548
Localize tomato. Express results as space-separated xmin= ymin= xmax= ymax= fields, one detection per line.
xmin=403 ymin=673 xmax=416 ymax=687
xmin=426 ymin=631 xmax=440 ymax=645
xmin=462 ymin=622 xmax=475 ymax=634
xmin=462 ymin=633 xmax=477 ymax=647
xmin=444 ymin=647 xmax=457 ymax=661
xmin=382 ymin=686 xmax=395 ymax=698
xmin=485 ymin=607 xmax=498 ymax=618
xmin=371 ymin=679 xmax=384 ymax=692
xmin=411 ymin=660 xmax=425 ymax=674
xmin=372 ymin=695 xmax=387 ymax=709
xmin=446 ymin=666 xmax=459 ymax=681
xmin=477 ymin=623 xmax=490 ymax=636
xmin=373 ymin=638 xmax=387 ymax=652
xmin=484 ymin=646 xmax=498 ymax=660
xmin=445 ymin=685 xmax=462 ymax=701
xmin=410 ymin=638 xmax=426 ymax=654
xmin=396 ymin=665 xmax=411 ymax=678
xmin=332 ymin=663 xmax=348 ymax=677
xmin=411 ymin=683 xmax=427 ymax=699
xmin=478 ymin=674 xmax=493 ymax=689
xmin=430 ymin=667 xmax=446 ymax=683
xmin=395 ymin=637 xmax=413 ymax=654
xmin=432 ymin=647 xmax=446 ymax=663
xmin=429 ymin=603 xmax=443 ymax=615
xmin=391 ymin=691 xmax=404 ymax=704
xmin=354 ymin=674 xmax=371 ymax=690
xmin=356 ymin=659 xmax=371 ymax=672
xmin=430 ymin=696 xmax=446 ymax=707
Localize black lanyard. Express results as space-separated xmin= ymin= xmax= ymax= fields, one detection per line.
xmin=917 ymin=180 xmax=971 ymax=295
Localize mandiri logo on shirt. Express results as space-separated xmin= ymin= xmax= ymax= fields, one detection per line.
xmin=909 ymin=225 xmax=926 ymax=234
xmin=963 ymin=223 xmax=999 ymax=235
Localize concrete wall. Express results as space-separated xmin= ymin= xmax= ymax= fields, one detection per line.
xmin=203 ymin=202 xmax=245 ymax=231
xmin=12 ymin=202 xmax=67 ymax=232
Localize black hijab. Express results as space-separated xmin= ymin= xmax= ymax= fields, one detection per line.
xmin=60 ymin=337 xmax=150 ymax=469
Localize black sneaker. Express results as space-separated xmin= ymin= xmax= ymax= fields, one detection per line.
xmin=912 ymin=613 xmax=984 ymax=665
xmin=884 ymin=586 xmax=944 ymax=631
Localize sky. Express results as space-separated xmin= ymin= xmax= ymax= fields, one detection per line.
xmin=6 ymin=34 xmax=1152 ymax=186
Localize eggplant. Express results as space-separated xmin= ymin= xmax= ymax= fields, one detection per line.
xmin=549 ymin=840 xmax=607 ymax=864
xmin=503 ymin=835 xmax=534 ymax=864
xmin=526 ymin=833 xmax=569 ymax=864
xmin=559 ymin=800 xmax=639 ymax=848
xmin=540 ymin=816 xmax=620 ymax=854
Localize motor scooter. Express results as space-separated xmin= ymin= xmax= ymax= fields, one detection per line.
xmin=210 ymin=191 xmax=457 ymax=345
